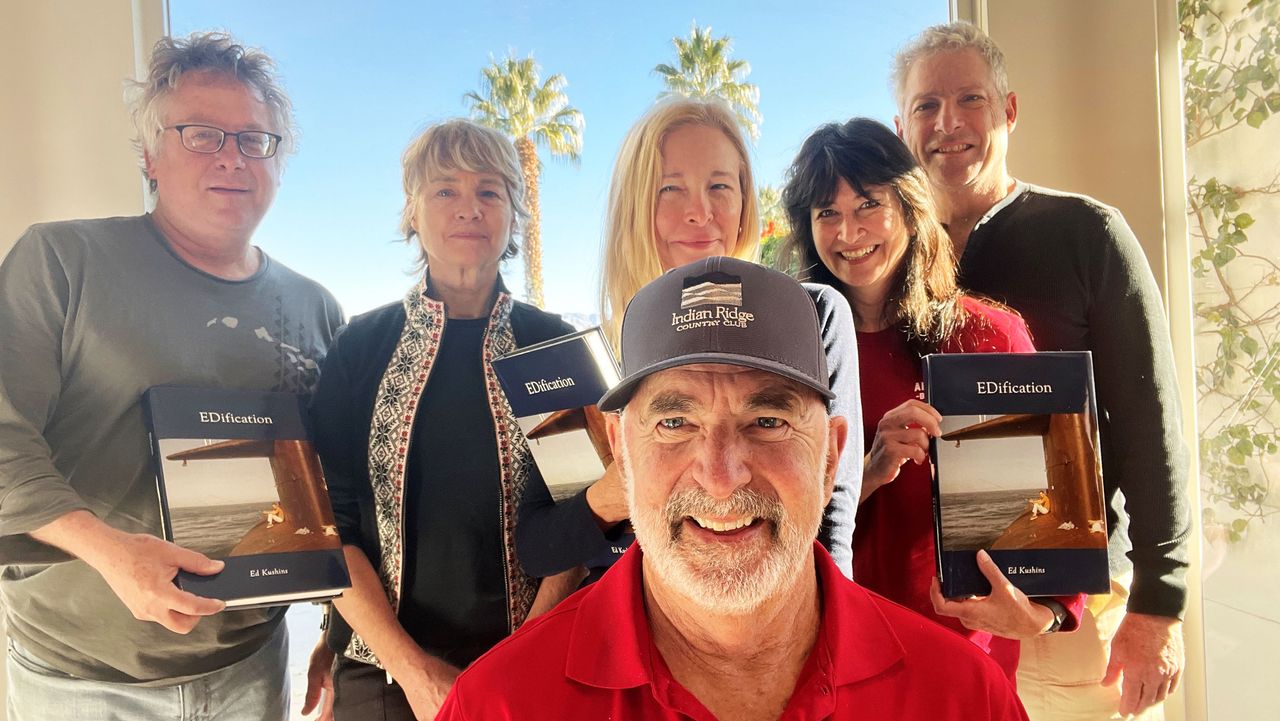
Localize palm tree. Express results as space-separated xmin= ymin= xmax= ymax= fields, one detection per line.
xmin=653 ymin=23 xmax=762 ymax=141
xmin=465 ymin=53 xmax=584 ymax=308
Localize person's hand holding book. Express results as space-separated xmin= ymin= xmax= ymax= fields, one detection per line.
xmin=585 ymin=461 xmax=629 ymax=529
xmin=862 ymin=400 xmax=942 ymax=502
xmin=928 ymin=549 xmax=1057 ymax=640
xmin=31 ymin=510 xmax=225 ymax=634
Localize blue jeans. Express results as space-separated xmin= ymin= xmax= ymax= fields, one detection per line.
xmin=6 ymin=622 xmax=289 ymax=721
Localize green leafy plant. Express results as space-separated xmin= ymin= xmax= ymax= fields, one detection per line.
xmin=1181 ymin=0 xmax=1280 ymax=541
xmin=757 ymin=184 xmax=791 ymax=271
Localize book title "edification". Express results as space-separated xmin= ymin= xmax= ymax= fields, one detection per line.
xmin=525 ymin=377 xmax=576 ymax=395
xmin=198 ymin=411 xmax=274 ymax=424
xmin=975 ymin=381 xmax=1054 ymax=395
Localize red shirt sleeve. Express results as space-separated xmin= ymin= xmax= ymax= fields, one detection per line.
xmin=1048 ymin=593 xmax=1088 ymax=633
xmin=946 ymin=297 xmax=1037 ymax=353
xmin=1000 ymin=312 xmax=1035 ymax=352
xmin=436 ymin=683 xmax=478 ymax=721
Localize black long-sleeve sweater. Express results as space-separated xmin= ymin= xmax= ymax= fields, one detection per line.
xmin=956 ymin=184 xmax=1191 ymax=618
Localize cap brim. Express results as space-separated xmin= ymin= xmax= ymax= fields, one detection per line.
xmin=597 ymin=352 xmax=836 ymax=412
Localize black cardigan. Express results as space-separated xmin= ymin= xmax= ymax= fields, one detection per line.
xmin=311 ymin=283 xmax=573 ymax=658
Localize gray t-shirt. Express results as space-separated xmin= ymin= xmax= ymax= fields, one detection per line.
xmin=0 ymin=214 xmax=343 ymax=683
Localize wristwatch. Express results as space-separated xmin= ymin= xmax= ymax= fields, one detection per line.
xmin=1035 ymin=598 xmax=1069 ymax=634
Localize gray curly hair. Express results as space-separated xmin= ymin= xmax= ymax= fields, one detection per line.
xmin=126 ymin=31 xmax=296 ymax=188
xmin=892 ymin=22 xmax=1009 ymax=112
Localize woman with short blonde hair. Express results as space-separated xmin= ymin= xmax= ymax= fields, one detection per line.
xmin=311 ymin=118 xmax=580 ymax=720
xmin=397 ymin=120 xmax=530 ymax=268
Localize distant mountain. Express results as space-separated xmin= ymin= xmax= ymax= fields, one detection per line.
xmin=553 ymin=311 xmax=600 ymax=331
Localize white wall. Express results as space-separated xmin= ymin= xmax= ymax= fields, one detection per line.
xmin=0 ymin=4 xmax=165 ymax=716
xmin=0 ymin=0 xmax=164 ymax=257
xmin=971 ymin=1 xmax=1205 ymax=719
xmin=987 ymin=0 xmax=1168 ymax=292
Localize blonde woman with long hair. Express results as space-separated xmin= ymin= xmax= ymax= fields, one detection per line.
xmin=516 ymin=99 xmax=863 ymax=582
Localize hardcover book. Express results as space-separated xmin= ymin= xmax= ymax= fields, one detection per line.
xmin=924 ymin=351 xmax=1110 ymax=598
xmin=142 ymin=386 xmax=350 ymax=608
xmin=492 ymin=328 xmax=634 ymax=563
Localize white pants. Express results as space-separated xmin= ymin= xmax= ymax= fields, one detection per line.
xmin=1017 ymin=576 xmax=1164 ymax=721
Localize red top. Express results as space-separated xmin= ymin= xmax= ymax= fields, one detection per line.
xmin=438 ymin=541 xmax=1028 ymax=721
xmin=853 ymin=296 xmax=1083 ymax=680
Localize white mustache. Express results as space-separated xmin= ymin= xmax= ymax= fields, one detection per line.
xmin=663 ymin=487 xmax=784 ymax=541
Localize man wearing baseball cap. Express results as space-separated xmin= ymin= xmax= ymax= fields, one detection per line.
xmin=437 ymin=257 xmax=1026 ymax=720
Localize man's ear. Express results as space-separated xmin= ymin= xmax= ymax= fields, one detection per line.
xmin=894 ymin=115 xmax=905 ymax=139
xmin=1004 ymin=91 xmax=1018 ymax=134
xmin=605 ymin=410 xmax=623 ymax=459
xmin=142 ymin=150 xmax=160 ymax=193
xmin=823 ymin=415 xmax=849 ymax=505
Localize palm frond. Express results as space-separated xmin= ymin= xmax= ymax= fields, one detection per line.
xmin=651 ymin=22 xmax=762 ymax=141
xmin=463 ymin=51 xmax=583 ymax=161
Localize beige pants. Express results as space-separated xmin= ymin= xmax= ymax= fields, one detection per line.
xmin=1016 ymin=576 xmax=1164 ymax=721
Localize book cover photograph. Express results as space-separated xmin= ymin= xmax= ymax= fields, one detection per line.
xmin=492 ymin=327 xmax=621 ymax=502
xmin=143 ymin=387 xmax=350 ymax=608
xmin=925 ymin=352 xmax=1110 ymax=598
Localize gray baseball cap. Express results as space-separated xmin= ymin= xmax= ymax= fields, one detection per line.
xmin=597 ymin=256 xmax=833 ymax=412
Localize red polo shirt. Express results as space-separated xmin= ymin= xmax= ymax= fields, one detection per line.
xmin=438 ymin=542 xmax=1028 ymax=720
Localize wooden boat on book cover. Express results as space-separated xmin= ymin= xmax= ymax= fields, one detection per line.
xmin=165 ymin=439 xmax=341 ymax=555
xmin=526 ymin=405 xmax=614 ymax=466
xmin=941 ymin=411 xmax=1107 ymax=550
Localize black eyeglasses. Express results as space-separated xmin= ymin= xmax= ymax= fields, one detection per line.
xmin=167 ymin=124 xmax=283 ymax=159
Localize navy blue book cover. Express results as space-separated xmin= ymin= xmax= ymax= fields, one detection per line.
xmin=924 ymin=352 xmax=1110 ymax=598
xmin=493 ymin=328 xmax=634 ymax=567
xmin=142 ymin=386 xmax=350 ymax=608
xmin=492 ymin=328 xmax=620 ymax=502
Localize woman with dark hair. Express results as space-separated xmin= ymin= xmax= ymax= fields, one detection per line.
xmin=780 ymin=117 xmax=1083 ymax=681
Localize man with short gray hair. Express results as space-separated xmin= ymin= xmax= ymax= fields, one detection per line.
xmin=437 ymin=257 xmax=1026 ymax=721
xmin=0 ymin=32 xmax=340 ymax=719
xmin=892 ymin=21 xmax=1189 ymax=721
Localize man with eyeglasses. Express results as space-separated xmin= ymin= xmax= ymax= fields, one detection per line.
xmin=0 ymin=32 xmax=341 ymax=720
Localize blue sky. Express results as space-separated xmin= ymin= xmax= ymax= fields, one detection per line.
xmin=173 ymin=0 xmax=946 ymax=317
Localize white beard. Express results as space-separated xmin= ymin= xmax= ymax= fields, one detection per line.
xmin=619 ymin=428 xmax=825 ymax=615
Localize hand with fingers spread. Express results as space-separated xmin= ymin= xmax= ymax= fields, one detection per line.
xmin=1103 ymin=612 xmax=1184 ymax=717
xmin=862 ymin=400 xmax=943 ymax=502
xmin=928 ymin=550 xmax=1058 ymax=640
xmin=31 ymin=510 xmax=225 ymax=634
